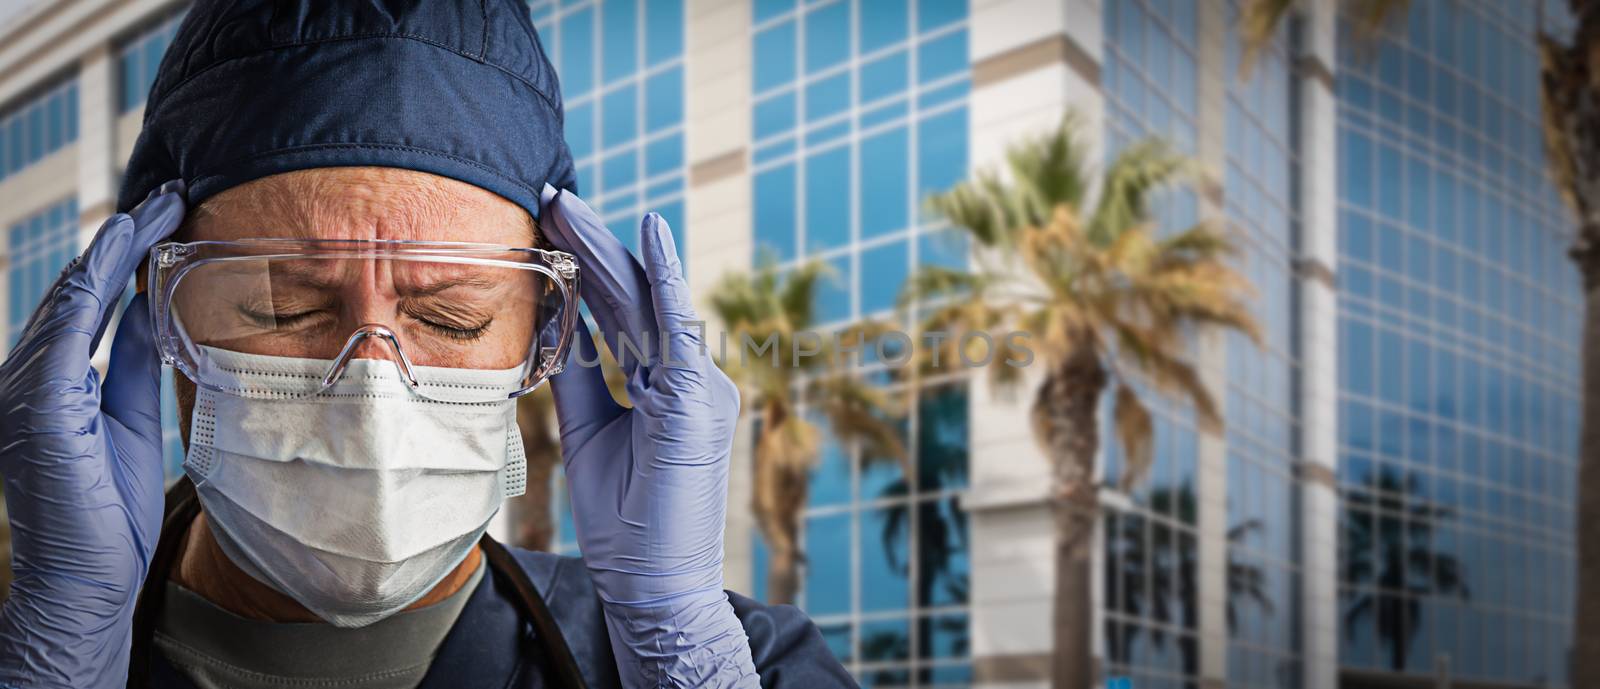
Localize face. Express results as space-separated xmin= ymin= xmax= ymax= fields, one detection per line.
xmin=172 ymin=167 xmax=542 ymax=441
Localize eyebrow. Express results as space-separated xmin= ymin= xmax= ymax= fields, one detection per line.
xmin=402 ymin=276 xmax=503 ymax=297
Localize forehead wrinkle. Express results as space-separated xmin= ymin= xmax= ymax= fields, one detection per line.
xmin=189 ymin=168 xmax=538 ymax=244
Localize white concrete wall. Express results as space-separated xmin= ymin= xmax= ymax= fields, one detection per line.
xmin=965 ymin=0 xmax=1104 ymax=686
xmin=1296 ymin=2 xmax=1343 ymax=687
xmin=684 ymin=0 xmax=756 ymax=594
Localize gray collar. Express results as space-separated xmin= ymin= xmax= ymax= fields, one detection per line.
xmin=153 ymin=560 xmax=484 ymax=683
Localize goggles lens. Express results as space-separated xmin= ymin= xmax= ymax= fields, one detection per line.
xmin=150 ymin=240 xmax=579 ymax=402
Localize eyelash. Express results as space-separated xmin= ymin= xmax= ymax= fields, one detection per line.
xmin=243 ymin=308 xmax=490 ymax=341
xmin=423 ymin=319 xmax=491 ymax=342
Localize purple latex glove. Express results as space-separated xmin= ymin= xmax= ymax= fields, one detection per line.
xmin=539 ymin=185 xmax=758 ymax=688
xmin=0 ymin=181 xmax=186 ymax=689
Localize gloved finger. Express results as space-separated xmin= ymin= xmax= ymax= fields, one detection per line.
xmin=550 ymin=326 xmax=626 ymax=455
xmin=637 ymin=213 xmax=706 ymax=372
xmin=102 ymin=293 xmax=164 ymax=447
xmin=91 ymin=180 xmax=186 ymax=355
xmin=539 ymin=184 xmax=658 ymax=374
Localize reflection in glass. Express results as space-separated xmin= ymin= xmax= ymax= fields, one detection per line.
xmin=804 ymin=513 xmax=852 ymax=615
xmin=862 ymin=507 xmax=910 ymax=612
xmin=914 ymin=497 xmax=969 ymax=607
xmin=1341 ymin=469 xmax=1469 ymax=672
xmin=917 ymin=383 xmax=969 ymax=491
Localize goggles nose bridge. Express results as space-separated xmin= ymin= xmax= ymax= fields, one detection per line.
xmin=320 ymin=324 xmax=422 ymax=393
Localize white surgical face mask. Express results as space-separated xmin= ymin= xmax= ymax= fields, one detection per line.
xmin=184 ymin=346 xmax=527 ymax=628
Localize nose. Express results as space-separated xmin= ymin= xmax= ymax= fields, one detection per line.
xmin=320 ymin=323 xmax=421 ymax=391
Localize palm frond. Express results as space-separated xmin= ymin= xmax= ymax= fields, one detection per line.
xmin=1087 ymin=138 xmax=1200 ymax=246
xmin=1113 ymin=384 xmax=1154 ymax=491
xmin=1237 ymin=0 xmax=1295 ymax=76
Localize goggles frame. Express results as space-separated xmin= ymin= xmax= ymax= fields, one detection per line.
xmin=148 ymin=238 xmax=581 ymax=401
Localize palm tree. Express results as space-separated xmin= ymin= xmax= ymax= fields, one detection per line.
xmin=506 ymin=388 xmax=560 ymax=551
xmin=505 ymin=328 xmax=629 ymax=552
xmin=1242 ymin=1 xmax=1600 ymax=681
xmin=1341 ymin=470 xmax=1469 ymax=672
xmin=1102 ymin=488 xmax=1274 ymax=679
xmin=709 ymin=261 xmax=906 ymax=604
xmin=906 ymin=114 xmax=1261 ymax=689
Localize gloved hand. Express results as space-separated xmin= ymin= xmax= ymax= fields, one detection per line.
xmin=540 ymin=185 xmax=758 ymax=688
xmin=0 ymin=181 xmax=186 ymax=689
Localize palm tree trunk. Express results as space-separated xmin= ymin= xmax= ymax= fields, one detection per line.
xmin=753 ymin=401 xmax=809 ymax=606
xmin=509 ymin=456 xmax=559 ymax=551
xmin=1540 ymin=1 xmax=1600 ymax=680
xmin=1575 ymin=245 xmax=1600 ymax=685
xmin=767 ymin=544 xmax=801 ymax=605
xmin=510 ymin=393 xmax=560 ymax=551
xmin=1034 ymin=348 xmax=1108 ymax=689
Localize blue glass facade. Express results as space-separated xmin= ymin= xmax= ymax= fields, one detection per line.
xmin=748 ymin=0 xmax=974 ymax=683
xmin=1335 ymin=1 xmax=1580 ymax=685
xmin=530 ymin=0 xmax=687 ymax=257
xmin=1101 ymin=1 xmax=1207 ymax=686
xmin=1220 ymin=2 xmax=1301 ymax=687
xmin=0 ymin=78 xmax=78 ymax=184
xmin=6 ymin=198 xmax=78 ymax=347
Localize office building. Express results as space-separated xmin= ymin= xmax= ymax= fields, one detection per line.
xmin=0 ymin=0 xmax=1580 ymax=687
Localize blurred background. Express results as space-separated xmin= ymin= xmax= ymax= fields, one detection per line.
xmin=0 ymin=0 xmax=1587 ymax=688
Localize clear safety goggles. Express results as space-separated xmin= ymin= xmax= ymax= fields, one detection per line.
xmin=148 ymin=239 xmax=580 ymax=403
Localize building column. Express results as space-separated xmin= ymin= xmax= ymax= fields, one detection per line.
xmin=684 ymin=0 xmax=755 ymax=594
xmin=78 ymin=42 xmax=120 ymax=375
xmin=1193 ymin=2 xmax=1232 ymax=686
xmin=1293 ymin=2 xmax=1341 ymax=688
xmin=963 ymin=1 xmax=1103 ymax=686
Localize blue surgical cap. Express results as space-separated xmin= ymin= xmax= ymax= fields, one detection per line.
xmin=117 ymin=0 xmax=576 ymax=219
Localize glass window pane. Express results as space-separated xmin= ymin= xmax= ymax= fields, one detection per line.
xmin=644 ymin=66 xmax=683 ymax=132
xmin=916 ymin=108 xmax=966 ymax=208
xmin=860 ymin=50 xmax=908 ymax=104
xmin=559 ymin=8 xmax=596 ymax=96
xmin=26 ymin=106 xmax=44 ymax=161
xmin=808 ymin=416 xmax=851 ymax=507
xmin=753 ymin=21 xmax=796 ymax=92
xmin=45 ymin=93 xmax=62 ymax=151
xmin=859 ymin=617 xmax=911 ymax=661
xmin=65 ymin=84 xmax=78 ymax=142
xmin=803 ymin=513 xmax=851 ymax=615
xmin=754 ymin=164 xmax=797 ymax=262
xmin=645 ymin=0 xmax=683 ymax=65
xmin=753 ymin=0 xmax=795 ymax=24
xmin=814 ymin=254 xmax=852 ymax=324
xmin=601 ymin=149 xmax=637 ymax=191
xmin=120 ymin=52 xmax=141 ymax=112
xmin=644 ymin=132 xmax=683 ymax=177
xmin=861 ymin=506 xmax=910 ymax=612
xmin=860 ymin=127 xmax=908 ymax=239
xmin=601 ymin=84 xmax=637 ymax=148
xmin=917 ymin=0 xmax=965 ymax=31
xmin=918 ymin=383 xmax=968 ymax=491
xmin=803 ymin=1 xmax=849 ymax=74
xmin=804 ymin=73 xmax=849 ymax=122
xmin=916 ymin=31 xmax=966 ymax=83
xmin=916 ymin=497 xmax=968 ymax=606
xmin=859 ymin=240 xmax=907 ymax=315
xmin=804 ymin=146 xmax=849 ymax=254
xmin=754 ymin=90 xmax=796 ymax=140
xmin=601 ymin=0 xmax=637 ymax=84
xmin=860 ymin=0 xmax=908 ymax=54
xmin=565 ymin=102 xmax=595 ymax=160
